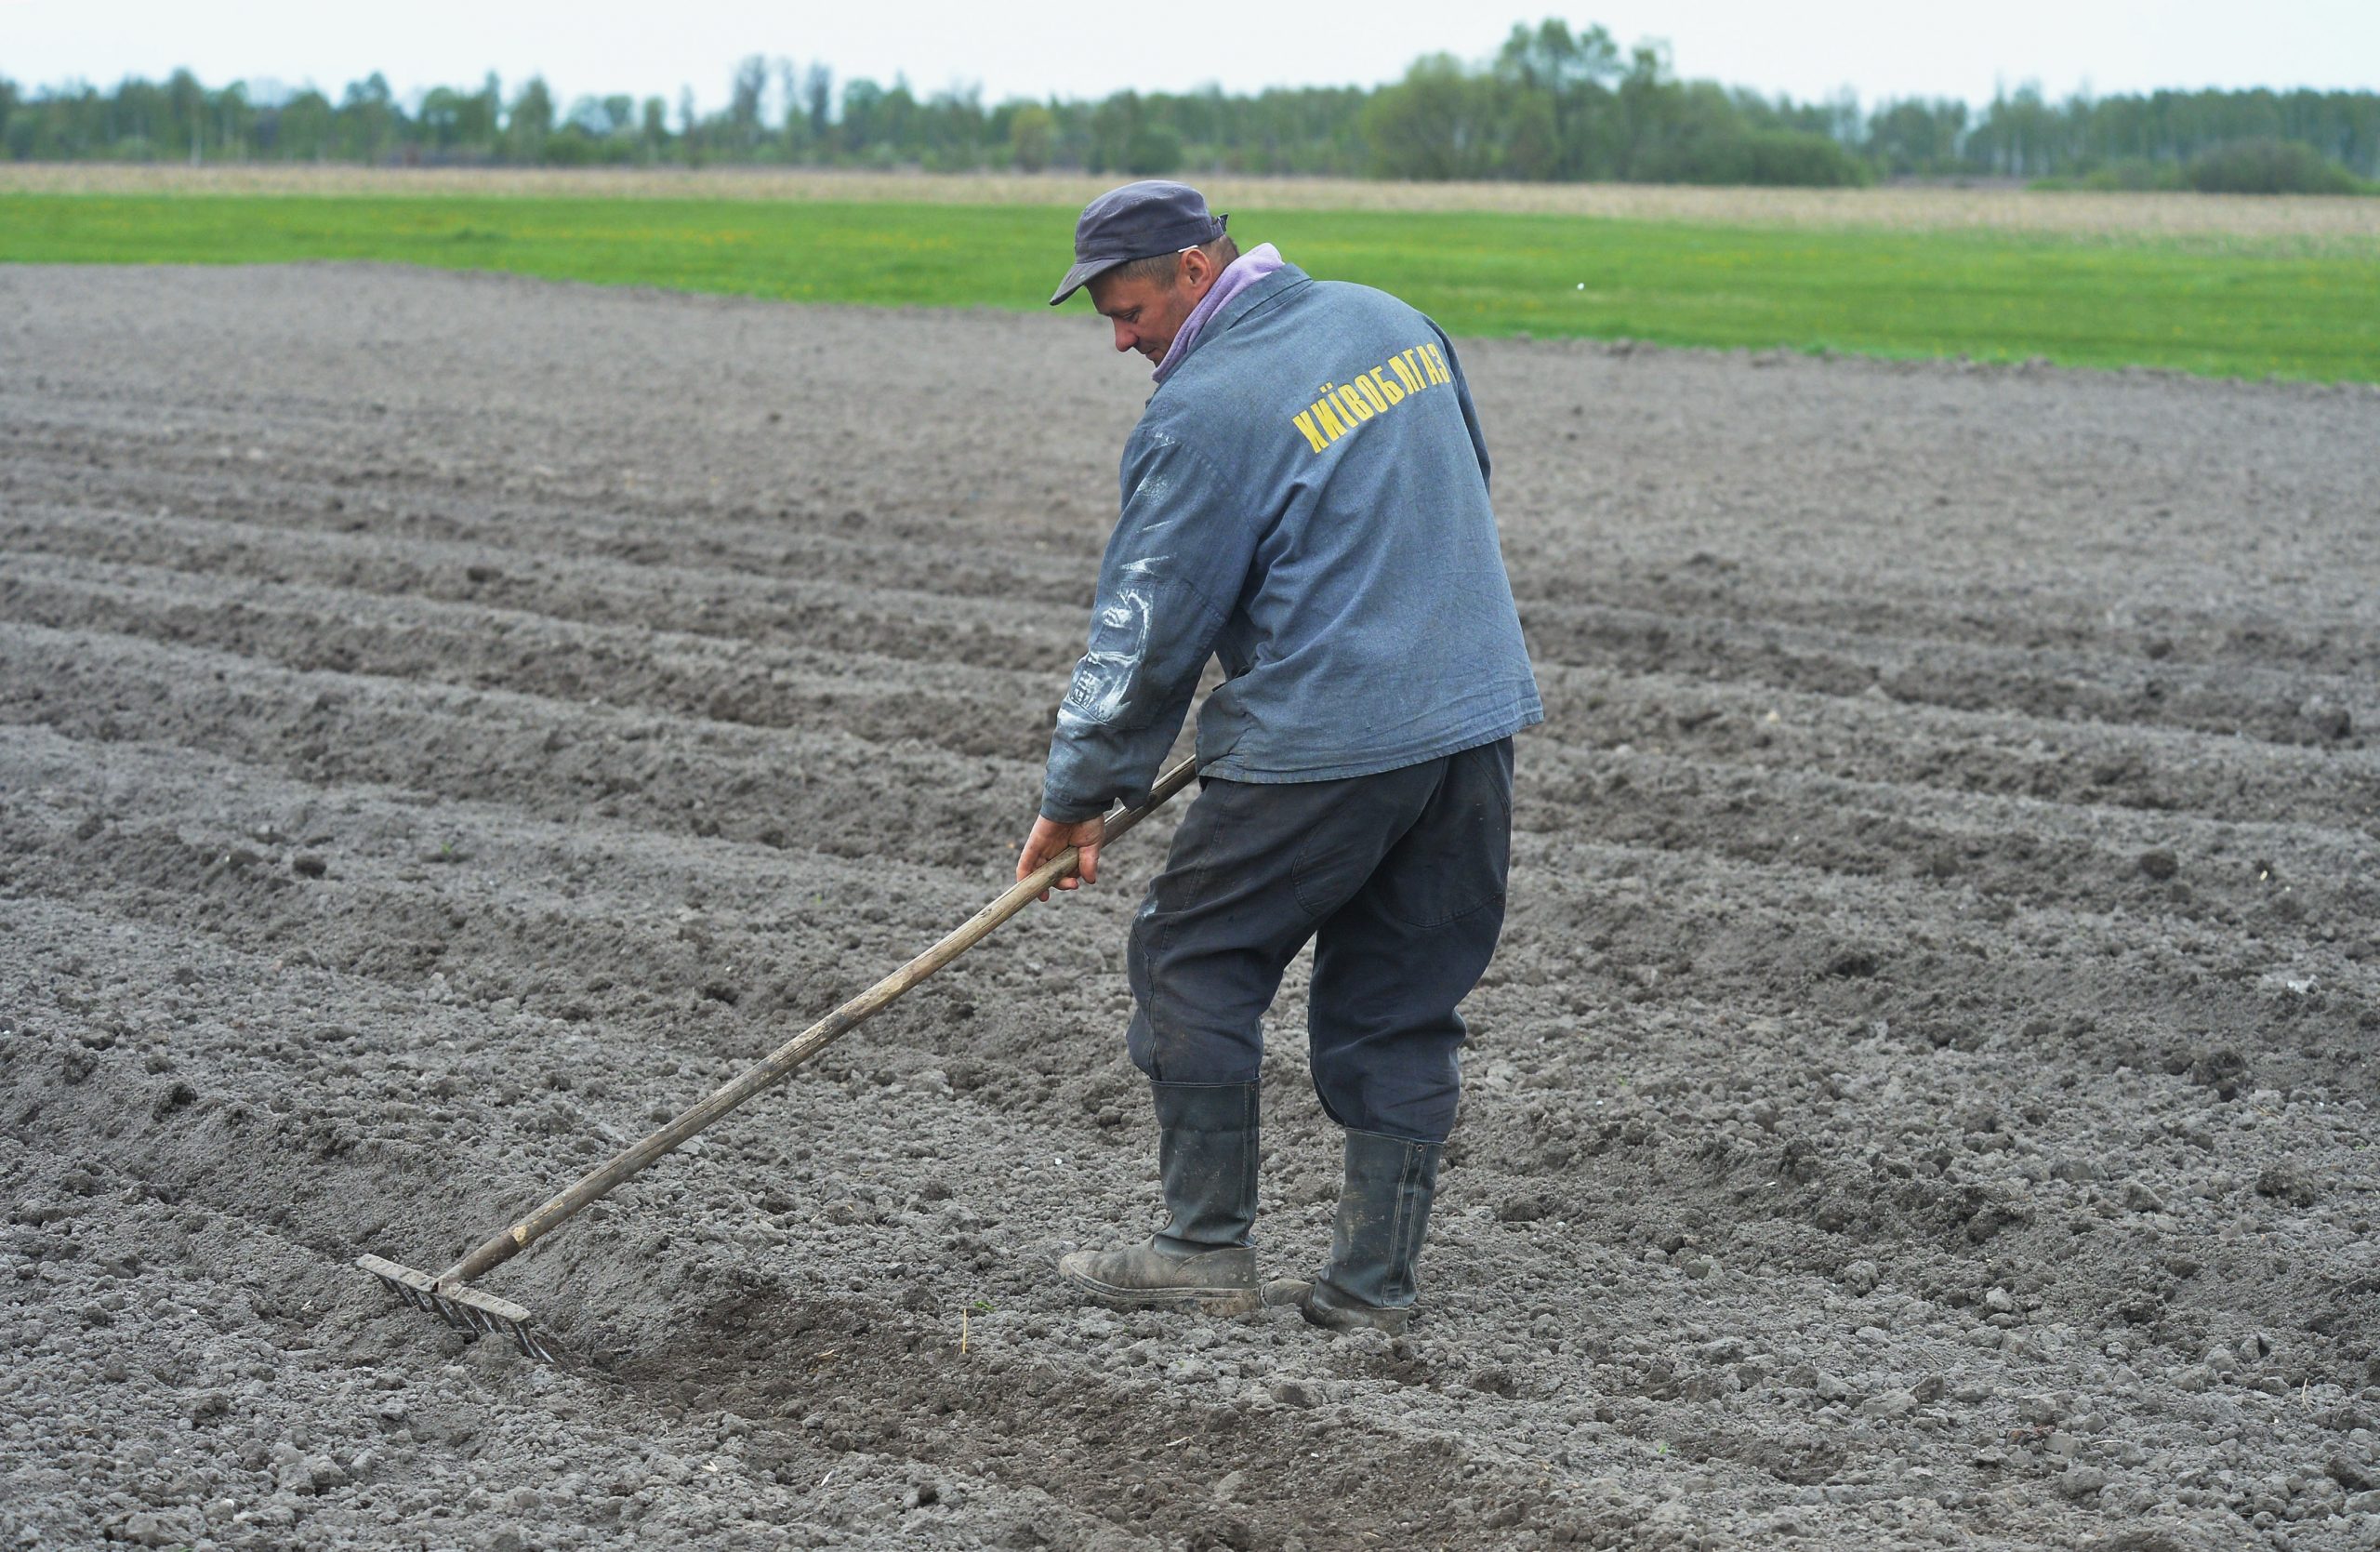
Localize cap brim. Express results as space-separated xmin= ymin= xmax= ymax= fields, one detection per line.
xmin=1048 ymin=257 xmax=1115 ymax=307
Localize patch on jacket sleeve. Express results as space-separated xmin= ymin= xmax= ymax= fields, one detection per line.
xmin=1059 ymin=584 xmax=1156 ymax=727
xmin=1290 ymin=341 xmax=1453 ymax=454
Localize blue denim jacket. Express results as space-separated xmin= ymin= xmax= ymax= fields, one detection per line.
xmin=1041 ymin=264 xmax=1543 ymax=822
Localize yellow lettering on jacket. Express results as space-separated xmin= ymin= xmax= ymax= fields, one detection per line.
xmin=1287 ymin=342 xmax=1457 ymax=454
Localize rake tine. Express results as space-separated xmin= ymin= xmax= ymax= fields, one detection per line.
xmin=357 ymin=1254 xmax=568 ymax=1365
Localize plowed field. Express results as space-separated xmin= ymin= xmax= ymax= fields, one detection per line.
xmin=5 ymin=264 xmax=2378 ymax=1551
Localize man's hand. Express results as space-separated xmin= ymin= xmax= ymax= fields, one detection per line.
xmin=1018 ymin=814 xmax=1105 ymax=902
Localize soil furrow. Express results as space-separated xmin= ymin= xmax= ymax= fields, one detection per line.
xmin=13 ymin=498 xmax=2373 ymax=756
xmin=11 ymin=411 xmax=2374 ymax=686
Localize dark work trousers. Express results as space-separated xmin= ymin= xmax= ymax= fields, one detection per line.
xmin=1124 ymin=738 xmax=1514 ymax=1144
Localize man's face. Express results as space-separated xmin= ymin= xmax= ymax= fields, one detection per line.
xmin=1087 ymin=248 xmax=1216 ymax=365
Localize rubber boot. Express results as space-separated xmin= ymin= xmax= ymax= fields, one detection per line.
xmin=1058 ymin=1081 xmax=1261 ymax=1315
xmin=1300 ymin=1128 xmax=1442 ymax=1335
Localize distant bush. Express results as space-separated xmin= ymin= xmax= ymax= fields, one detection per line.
xmin=1006 ymin=105 xmax=1055 ymax=174
xmin=1636 ymin=129 xmax=1873 ymax=188
xmin=1739 ymin=129 xmax=1874 ymax=188
xmin=2186 ymin=138 xmax=2365 ymax=195
xmin=2075 ymin=158 xmax=2188 ymax=192
xmin=539 ymin=133 xmax=633 ymax=166
xmin=1123 ymin=126 xmax=1183 ymax=177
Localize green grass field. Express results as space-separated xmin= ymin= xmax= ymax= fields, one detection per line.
xmin=7 ymin=192 xmax=2376 ymax=380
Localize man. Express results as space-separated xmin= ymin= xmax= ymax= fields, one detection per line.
xmin=1017 ymin=180 xmax=1541 ymax=1334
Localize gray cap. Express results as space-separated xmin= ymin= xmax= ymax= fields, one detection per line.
xmin=1048 ymin=180 xmax=1228 ymax=306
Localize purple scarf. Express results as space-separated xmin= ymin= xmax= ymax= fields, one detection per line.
xmin=1152 ymin=243 xmax=1285 ymax=384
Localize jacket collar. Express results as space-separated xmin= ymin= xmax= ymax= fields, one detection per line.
xmin=1166 ymin=263 xmax=1310 ymax=374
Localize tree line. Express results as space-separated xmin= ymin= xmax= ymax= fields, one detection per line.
xmin=6 ymin=21 xmax=2375 ymax=192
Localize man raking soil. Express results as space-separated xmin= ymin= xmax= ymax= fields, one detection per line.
xmin=1022 ymin=181 xmax=1542 ymax=1333
xmin=356 ymin=180 xmax=1537 ymax=1357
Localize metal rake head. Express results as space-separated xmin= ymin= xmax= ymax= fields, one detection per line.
xmin=356 ymin=1254 xmax=568 ymax=1364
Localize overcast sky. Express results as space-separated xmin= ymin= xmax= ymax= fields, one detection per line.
xmin=5 ymin=0 xmax=2373 ymax=113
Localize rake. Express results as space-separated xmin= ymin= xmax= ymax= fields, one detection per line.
xmin=359 ymin=759 xmax=1196 ymax=1362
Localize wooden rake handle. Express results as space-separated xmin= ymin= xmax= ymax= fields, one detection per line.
xmin=440 ymin=757 xmax=1199 ymax=1287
